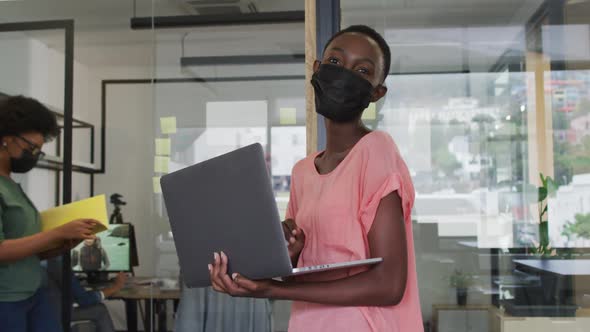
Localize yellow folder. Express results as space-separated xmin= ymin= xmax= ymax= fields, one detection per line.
xmin=40 ymin=195 xmax=109 ymax=234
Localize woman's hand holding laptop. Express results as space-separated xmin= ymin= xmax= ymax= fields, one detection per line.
xmin=208 ymin=219 xmax=305 ymax=298
xmin=207 ymin=219 xmax=304 ymax=298
xmin=281 ymin=219 xmax=305 ymax=264
xmin=208 ymin=251 xmax=277 ymax=298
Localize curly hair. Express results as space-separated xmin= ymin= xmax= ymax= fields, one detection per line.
xmin=323 ymin=25 xmax=391 ymax=83
xmin=0 ymin=95 xmax=60 ymax=141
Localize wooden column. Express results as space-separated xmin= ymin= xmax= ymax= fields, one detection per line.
xmin=526 ymin=51 xmax=555 ymax=184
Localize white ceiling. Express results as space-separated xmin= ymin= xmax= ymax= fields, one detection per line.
xmin=341 ymin=0 xmax=545 ymax=28
xmin=0 ymin=0 xmax=305 ymax=71
xmin=0 ymin=0 xmax=303 ymax=28
xmin=0 ymin=0 xmax=588 ymax=74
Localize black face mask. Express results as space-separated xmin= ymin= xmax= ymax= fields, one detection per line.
xmin=10 ymin=149 xmax=40 ymax=173
xmin=311 ymin=64 xmax=375 ymax=123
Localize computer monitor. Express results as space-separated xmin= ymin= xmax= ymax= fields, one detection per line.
xmin=72 ymin=224 xmax=131 ymax=273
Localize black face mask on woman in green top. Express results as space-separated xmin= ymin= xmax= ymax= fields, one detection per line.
xmin=2 ymin=139 xmax=42 ymax=174
xmin=9 ymin=149 xmax=41 ymax=174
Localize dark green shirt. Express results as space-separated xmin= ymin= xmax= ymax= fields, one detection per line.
xmin=0 ymin=176 xmax=42 ymax=302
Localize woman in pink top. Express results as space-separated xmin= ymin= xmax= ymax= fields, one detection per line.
xmin=209 ymin=25 xmax=423 ymax=332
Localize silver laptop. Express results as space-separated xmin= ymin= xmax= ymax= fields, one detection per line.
xmin=161 ymin=143 xmax=382 ymax=288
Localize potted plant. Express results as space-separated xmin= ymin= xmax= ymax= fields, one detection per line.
xmin=529 ymin=173 xmax=558 ymax=256
xmin=448 ymin=269 xmax=475 ymax=306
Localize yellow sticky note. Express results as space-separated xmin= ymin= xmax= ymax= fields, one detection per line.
xmin=279 ymin=107 xmax=297 ymax=125
xmin=155 ymin=156 xmax=170 ymax=174
xmin=40 ymin=195 xmax=108 ymax=234
xmin=160 ymin=117 xmax=177 ymax=134
xmin=153 ymin=177 xmax=162 ymax=194
xmin=155 ymin=138 xmax=171 ymax=156
xmin=362 ymin=103 xmax=376 ymax=120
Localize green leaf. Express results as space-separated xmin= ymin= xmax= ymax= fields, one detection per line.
xmin=546 ymin=176 xmax=559 ymax=196
xmin=540 ymin=173 xmax=547 ymax=188
xmin=538 ymin=187 xmax=548 ymax=202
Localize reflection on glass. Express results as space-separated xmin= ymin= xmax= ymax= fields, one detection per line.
xmin=549 ymin=70 xmax=590 ymax=248
xmin=378 ymin=69 xmax=590 ymax=250
xmin=379 ymin=72 xmax=528 ymax=248
xmin=340 ymin=3 xmax=590 ymax=322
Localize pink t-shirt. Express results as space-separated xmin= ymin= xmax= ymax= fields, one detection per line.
xmin=285 ymin=131 xmax=423 ymax=332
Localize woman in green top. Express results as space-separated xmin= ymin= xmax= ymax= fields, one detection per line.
xmin=0 ymin=95 xmax=98 ymax=332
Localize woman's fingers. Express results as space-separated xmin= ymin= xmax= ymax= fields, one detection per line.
xmin=218 ymin=251 xmax=234 ymax=288
xmin=210 ymin=251 xmax=238 ymax=294
xmin=233 ymin=274 xmax=258 ymax=292
xmin=292 ymin=228 xmax=304 ymax=241
xmin=220 ymin=252 xmax=228 ymax=269
xmin=210 ymin=253 xmax=226 ymax=292
xmin=207 ymin=251 xmax=245 ymax=296
xmin=281 ymin=222 xmax=292 ymax=240
xmin=81 ymin=219 xmax=97 ymax=229
xmin=219 ymin=271 xmax=239 ymax=294
xmin=213 ymin=252 xmax=222 ymax=280
xmin=208 ymin=252 xmax=271 ymax=298
xmin=289 ymin=230 xmax=304 ymax=245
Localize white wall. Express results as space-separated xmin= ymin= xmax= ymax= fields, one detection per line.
xmin=0 ymin=32 xmax=34 ymax=97
xmin=95 ymin=84 xmax=156 ymax=276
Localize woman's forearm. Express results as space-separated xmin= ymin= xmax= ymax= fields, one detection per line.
xmin=271 ymin=266 xmax=406 ymax=307
xmin=0 ymin=230 xmax=61 ymax=262
xmin=272 ymin=192 xmax=407 ymax=307
xmin=102 ymin=284 xmax=121 ymax=298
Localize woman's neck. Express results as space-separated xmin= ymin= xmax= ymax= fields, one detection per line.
xmin=324 ymin=119 xmax=370 ymax=155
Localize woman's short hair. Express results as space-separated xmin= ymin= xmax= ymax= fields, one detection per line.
xmin=0 ymin=95 xmax=60 ymax=141
xmin=323 ymin=25 xmax=391 ymax=82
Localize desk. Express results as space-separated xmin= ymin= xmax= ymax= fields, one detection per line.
xmin=513 ymin=259 xmax=590 ymax=310
xmin=513 ymin=259 xmax=590 ymax=276
xmin=491 ymin=305 xmax=590 ymax=332
xmin=111 ymin=278 xmax=180 ymax=332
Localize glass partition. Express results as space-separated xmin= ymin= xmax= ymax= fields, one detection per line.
xmin=341 ymin=0 xmax=590 ymax=330
xmin=150 ymin=8 xmax=305 ymax=327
